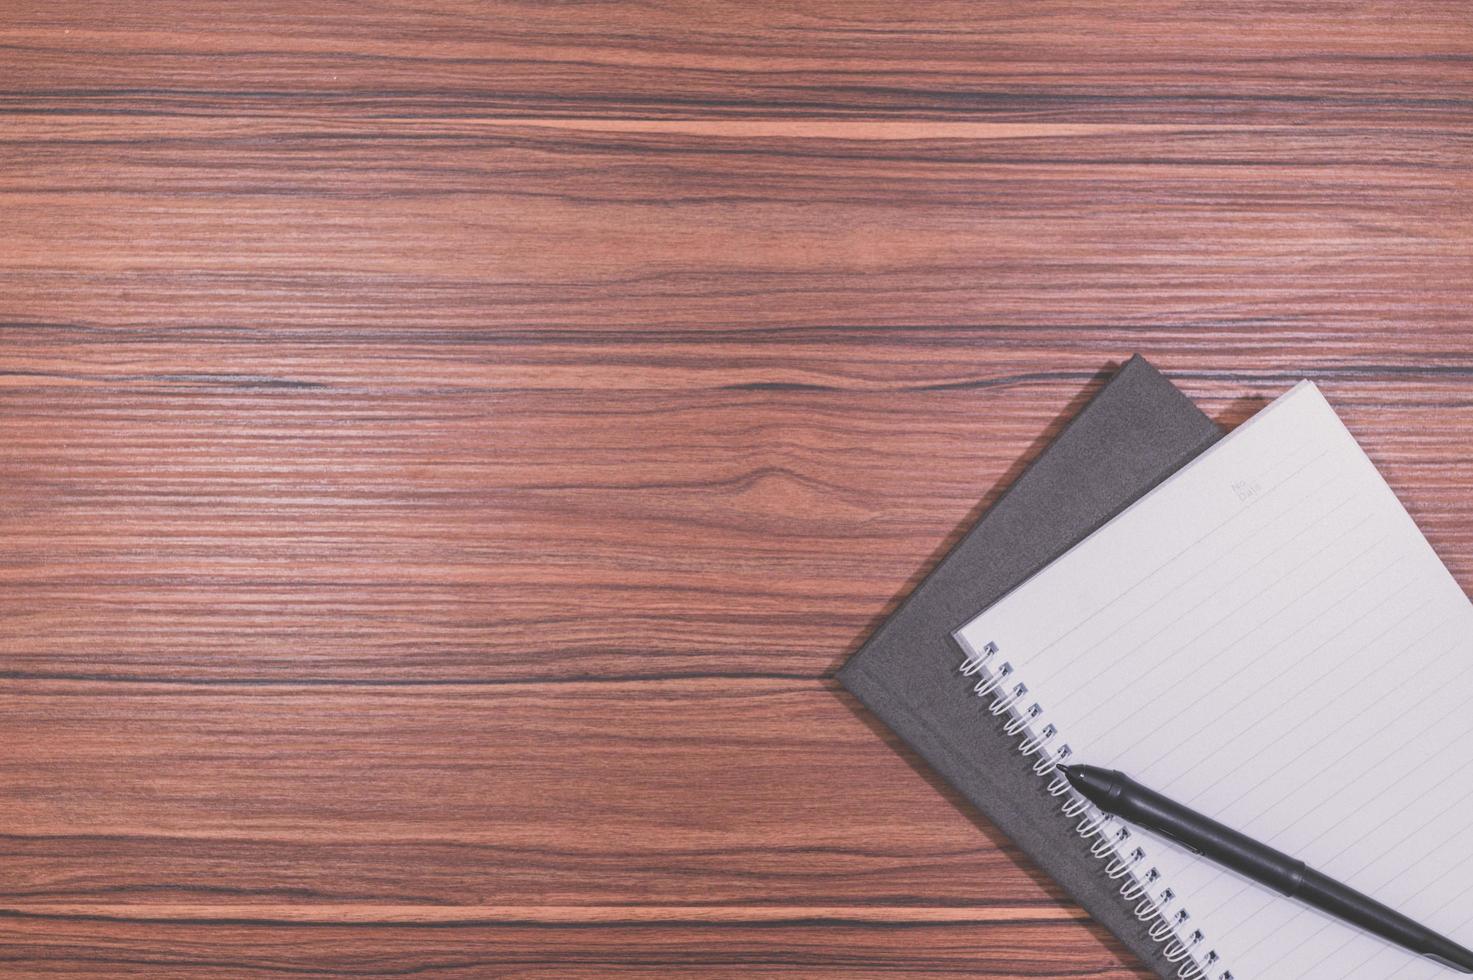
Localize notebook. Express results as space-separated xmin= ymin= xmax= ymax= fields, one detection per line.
xmin=838 ymin=354 xmax=1222 ymax=979
xmin=954 ymin=381 xmax=1473 ymax=980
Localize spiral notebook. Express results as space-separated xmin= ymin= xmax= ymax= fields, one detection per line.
xmin=955 ymin=381 xmax=1473 ymax=979
xmin=839 ymin=355 xmax=1222 ymax=979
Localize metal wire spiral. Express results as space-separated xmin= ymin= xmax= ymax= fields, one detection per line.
xmin=959 ymin=640 xmax=1229 ymax=980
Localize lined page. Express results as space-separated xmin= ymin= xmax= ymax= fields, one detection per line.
xmin=955 ymin=382 xmax=1473 ymax=980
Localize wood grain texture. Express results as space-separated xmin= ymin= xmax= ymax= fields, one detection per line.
xmin=1 ymin=1 xmax=1470 ymax=976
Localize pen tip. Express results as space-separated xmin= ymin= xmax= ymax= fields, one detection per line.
xmin=1056 ymin=764 xmax=1077 ymax=782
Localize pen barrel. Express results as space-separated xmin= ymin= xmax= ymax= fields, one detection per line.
xmin=1296 ymin=868 xmax=1473 ymax=972
xmin=1107 ymin=772 xmax=1473 ymax=972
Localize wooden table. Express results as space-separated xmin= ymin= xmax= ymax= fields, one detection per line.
xmin=2 ymin=3 xmax=1469 ymax=976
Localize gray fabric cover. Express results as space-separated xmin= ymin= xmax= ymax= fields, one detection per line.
xmin=837 ymin=354 xmax=1222 ymax=979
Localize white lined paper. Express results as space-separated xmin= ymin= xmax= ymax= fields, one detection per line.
xmin=956 ymin=382 xmax=1473 ymax=980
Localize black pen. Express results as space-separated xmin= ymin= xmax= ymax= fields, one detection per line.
xmin=1059 ymin=764 xmax=1473 ymax=974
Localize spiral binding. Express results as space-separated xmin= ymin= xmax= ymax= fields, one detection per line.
xmin=961 ymin=640 xmax=1233 ymax=980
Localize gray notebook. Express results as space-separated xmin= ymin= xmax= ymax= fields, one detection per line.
xmin=837 ymin=355 xmax=1221 ymax=978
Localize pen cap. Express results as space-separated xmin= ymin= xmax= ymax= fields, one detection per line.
xmin=1099 ymin=770 xmax=1307 ymax=896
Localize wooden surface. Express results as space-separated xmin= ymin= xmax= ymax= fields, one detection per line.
xmin=2 ymin=2 xmax=1471 ymax=976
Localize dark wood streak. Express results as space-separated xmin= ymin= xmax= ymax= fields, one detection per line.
xmin=2 ymin=0 xmax=1471 ymax=976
